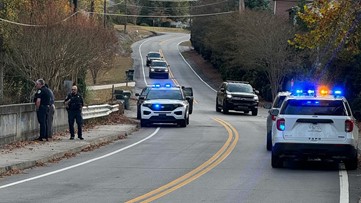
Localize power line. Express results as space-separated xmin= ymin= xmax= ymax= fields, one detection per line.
xmin=87 ymin=10 xmax=236 ymax=18
xmin=0 ymin=11 xmax=80 ymax=27
xmin=124 ymin=0 xmax=230 ymax=9
xmin=0 ymin=9 xmax=235 ymax=27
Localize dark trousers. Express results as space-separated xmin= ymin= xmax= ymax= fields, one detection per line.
xmin=37 ymin=105 xmax=49 ymax=139
xmin=68 ymin=110 xmax=83 ymax=138
xmin=47 ymin=105 xmax=55 ymax=138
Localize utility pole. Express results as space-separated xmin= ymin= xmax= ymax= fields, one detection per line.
xmin=239 ymin=0 xmax=245 ymax=13
xmin=124 ymin=0 xmax=127 ymax=33
xmin=104 ymin=0 xmax=107 ymax=27
xmin=0 ymin=2 xmax=4 ymax=104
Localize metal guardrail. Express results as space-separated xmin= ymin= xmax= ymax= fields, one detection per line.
xmin=82 ymin=104 xmax=119 ymax=120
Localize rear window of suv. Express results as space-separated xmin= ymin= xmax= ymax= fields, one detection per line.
xmin=281 ymin=99 xmax=347 ymax=116
xmin=227 ymin=84 xmax=253 ymax=93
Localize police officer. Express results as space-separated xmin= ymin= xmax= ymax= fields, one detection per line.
xmin=34 ymin=79 xmax=52 ymax=141
xmin=64 ymin=85 xmax=84 ymax=140
xmin=45 ymin=84 xmax=55 ymax=139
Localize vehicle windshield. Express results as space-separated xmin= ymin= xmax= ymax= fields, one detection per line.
xmin=146 ymin=89 xmax=183 ymax=100
xmin=227 ymin=84 xmax=253 ymax=93
xmin=151 ymin=61 xmax=167 ymax=67
xmin=273 ymin=96 xmax=287 ymax=108
xmin=281 ymin=99 xmax=347 ymax=116
xmin=148 ymin=53 xmax=161 ymax=58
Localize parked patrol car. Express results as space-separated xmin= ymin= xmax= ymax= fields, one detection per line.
xmin=140 ymin=84 xmax=193 ymax=127
xmin=269 ymin=87 xmax=359 ymax=169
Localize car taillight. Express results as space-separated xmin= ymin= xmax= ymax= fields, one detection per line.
xmin=272 ymin=115 xmax=276 ymax=121
xmin=277 ymin=118 xmax=285 ymax=131
xmin=345 ymin=120 xmax=354 ymax=132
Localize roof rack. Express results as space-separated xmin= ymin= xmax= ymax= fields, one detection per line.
xmin=226 ymin=80 xmax=250 ymax=84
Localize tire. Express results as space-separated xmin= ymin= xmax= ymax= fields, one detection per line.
xmin=244 ymin=110 xmax=249 ymax=114
xmin=222 ymin=101 xmax=229 ymax=114
xmin=216 ymin=98 xmax=221 ymax=112
xmin=252 ymin=108 xmax=258 ymax=116
xmin=179 ymin=119 xmax=187 ymax=127
xmin=345 ymin=155 xmax=358 ymax=170
xmin=140 ymin=119 xmax=148 ymax=127
xmin=266 ymin=131 xmax=272 ymax=151
xmin=271 ymin=152 xmax=282 ymax=168
xmin=186 ymin=115 xmax=190 ymax=125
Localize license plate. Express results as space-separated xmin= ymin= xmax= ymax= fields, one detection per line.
xmin=308 ymin=124 xmax=322 ymax=132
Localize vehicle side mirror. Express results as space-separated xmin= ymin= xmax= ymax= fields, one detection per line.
xmin=254 ymin=90 xmax=259 ymax=94
xmin=220 ymin=88 xmax=225 ymax=92
xmin=354 ymin=111 xmax=361 ymax=121
xmin=263 ymin=103 xmax=272 ymax=109
xmin=269 ymin=109 xmax=279 ymax=116
xmin=135 ymin=93 xmax=140 ymax=97
xmin=139 ymin=96 xmax=146 ymax=100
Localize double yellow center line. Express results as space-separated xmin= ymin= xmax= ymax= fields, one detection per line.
xmin=126 ymin=118 xmax=239 ymax=203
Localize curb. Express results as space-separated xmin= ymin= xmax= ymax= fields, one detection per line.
xmin=0 ymin=125 xmax=139 ymax=176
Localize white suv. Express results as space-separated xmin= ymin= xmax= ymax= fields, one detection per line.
xmin=270 ymin=90 xmax=359 ymax=169
xmin=265 ymin=91 xmax=292 ymax=151
xmin=140 ymin=84 xmax=193 ymax=127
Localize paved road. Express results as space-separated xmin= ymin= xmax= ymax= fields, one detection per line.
xmin=0 ymin=33 xmax=360 ymax=203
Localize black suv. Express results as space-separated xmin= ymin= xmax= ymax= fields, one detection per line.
xmin=216 ymin=81 xmax=259 ymax=115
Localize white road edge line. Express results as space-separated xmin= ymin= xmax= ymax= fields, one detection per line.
xmin=339 ymin=169 xmax=349 ymax=203
xmin=0 ymin=128 xmax=160 ymax=189
xmin=139 ymin=38 xmax=151 ymax=86
xmin=177 ymin=37 xmax=350 ymax=203
xmin=177 ymin=40 xmax=217 ymax=93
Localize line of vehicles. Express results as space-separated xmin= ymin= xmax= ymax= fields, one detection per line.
xmin=139 ymin=51 xmax=360 ymax=169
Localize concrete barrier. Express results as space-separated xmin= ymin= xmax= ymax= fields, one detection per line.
xmin=0 ymin=102 xmax=120 ymax=147
xmin=0 ymin=101 xmax=69 ymax=147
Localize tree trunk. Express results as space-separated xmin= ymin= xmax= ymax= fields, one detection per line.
xmin=0 ymin=64 xmax=3 ymax=104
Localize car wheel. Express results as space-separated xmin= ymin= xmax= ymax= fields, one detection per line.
xmin=222 ymin=101 xmax=229 ymax=114
xmin=244 ymin=110 xmax=249 ymax=114
xmin=271 ymin=152 xmax=282 ymax=168
xmin=140 ymin=119 xmax=148 ymax=127
xmin=266 ymin=131 xmax=272 ymax=151
xmin=252 ymin=108 xmax=258 ymax=116
xmin=179 ymin=119 xmax=187 ymax=127
xmin=186 ymin=115 xmax=190 ymax=125
xmin=345 ymin=155 xmax=358 ymax=170
xmin=216 ymin=98 xmax=221 ymax=112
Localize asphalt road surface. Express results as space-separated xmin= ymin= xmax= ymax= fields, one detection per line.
xmin=0 ymin=33 xmax=360 ymax=203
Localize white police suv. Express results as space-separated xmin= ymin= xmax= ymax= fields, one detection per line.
xmin=269 ymin=86 xmax=359 ymax=169
xmin=140 ymin=84 xmax=193 ymax=127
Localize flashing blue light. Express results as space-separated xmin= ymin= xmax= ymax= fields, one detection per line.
xmin=280 ymin=123 xmax=285 ymax=131
xmin=296 ymin=90 xmax=303 ymax=94
xmin=154 ymin=104 xmax=161 ymax=110
xmin=165 ymin=83 xmax=172 ymax=88
xmin=334 ymin=90 xmax=342 ymax=95
xmin=152 ymin=83 xmax=161 ymax=88
xmin=307 ymin=90 xmax=315 ymax=94
xmin=315 ymin=101 xmax=320 ymax=104
xmin=307 ymin=101 xmax=312 ymax=104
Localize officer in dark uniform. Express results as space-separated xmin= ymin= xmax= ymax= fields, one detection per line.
xmin=34 ymin=79 xmax=51 ymax=141
xmin=64 ymin=85 xmax=84 ymax=140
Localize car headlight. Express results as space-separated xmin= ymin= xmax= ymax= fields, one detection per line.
xmin=174 ymin=104 xmax=184 ymax=108
xmin=226 ymin=94 xmax=232 ymax=99
xmin=150 ymin=68 xmax=155 ymax=72
xmin=165 ymin=69 xmax=169 ymax=72
xmin=143 ymin=103 xmax=152 ymax=108
xmin=254 ymin=96 xmax=259 ymax=101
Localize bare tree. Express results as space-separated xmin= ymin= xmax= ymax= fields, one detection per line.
xmin=3 ymin=1 xmax=119 ymax=101
xmin=230 ymin=11 xmax=301 ymax=99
